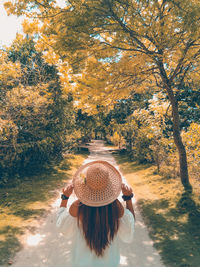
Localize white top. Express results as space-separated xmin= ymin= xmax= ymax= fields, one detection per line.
xmin=56 ymin=206 xmax=135 ymax=267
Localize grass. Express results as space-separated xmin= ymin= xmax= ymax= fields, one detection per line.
xmin=113 ymin=151 xmax=200 ymax=267
xmin=0 ymin=150 xmax=88 ymax=266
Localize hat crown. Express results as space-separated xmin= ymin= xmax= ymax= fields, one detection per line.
xmin=73 ymin=160 xmax=122 ymax=207
xmin=86 ymin=164 xmax=109 ymax=190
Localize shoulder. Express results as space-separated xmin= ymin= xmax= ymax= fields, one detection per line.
xmin=69 ymin=200 xmax=80 ymax=217
xmin=69 ymin=199 xmax=124 ymax=218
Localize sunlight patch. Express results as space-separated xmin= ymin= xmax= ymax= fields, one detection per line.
xmin=26 ymin=233 xmax=45 ymax=246
xmin=147 ymin=256 xmax=154 ymax=262
xmin=52 ymin=198 xmax=61 ymax=208
xmin=143 ymin=240 xmax=154 ymax=246
xmin=120 ymin=255 xmax=128 ymax=265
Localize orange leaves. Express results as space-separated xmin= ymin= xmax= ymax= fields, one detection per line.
xmin=6 ymin=84 xmax=52 ymax=110
xmin=0 ymin=117 xmax=18 ymax=142
xmin=0 ymin=51 xmax=21 ymax=88
xmin=3 ymin=1 xmax=17 ymax=16
xmin=22 ymin=19 xmax=40 ymax=35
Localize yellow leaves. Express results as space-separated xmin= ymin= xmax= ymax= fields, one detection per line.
xmin=22 ymin=19 xmax=40 ymax=35
xmin=6 ymin=84 xmax=52 ymax=112
xmin=62 ymin=58 xmax=114 ymax=112
xmin=1 ymin=83 xmax=54 ymax=146
xmin=0 ymin=51 xmax=21 ymax=87
xmin=182 ymin=123 xmax=200 ymax=176
xmin=34 ymin=33 xmax=59 ymax=64
xmin=42 ymin=50 xmax=60 ymax=65
xmin=35 ymin=36 xmax=47 ymax=52
xmin=131 ymin=94 xmax=171 ymax=143
xmin=182 ymin=123 xmax=200 ymax=149
xmin=110 ymin=131 xmax=125 ymax=149
xmin=0 ymin=117 xmax=18 ymax=142
xmin=149 ymin=93 xmax=171 ymax=118
xmin=133 ymin=109 xmax=149 ymax=121
xmin=3 ymin=1 xmax=16 ymax=16
xmin=3 ymin=0 xmax=199 ymax=124
xmin=56 ymin=63 xmax=76 ymax=95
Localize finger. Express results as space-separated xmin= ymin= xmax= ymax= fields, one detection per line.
xmin=127 ymin=185 xmax=131 ymax=191
xmin=69 ymin=186 xmax=73 ymax=191
xmin=123 ymin=184 xmax=127 ymax=190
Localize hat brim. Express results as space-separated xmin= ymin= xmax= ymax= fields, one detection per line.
xmin=72 ymin=161 xmax=122 ymax=207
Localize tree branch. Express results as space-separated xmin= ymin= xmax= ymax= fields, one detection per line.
xmin=105 ymin=0 xmax=157 ymax=56
xmin=169 ymin=40 xmax=195 ymax=83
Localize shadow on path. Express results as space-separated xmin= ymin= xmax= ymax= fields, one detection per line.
xmin=138 ymin=192 xmax=200 ymax=267
xmin=7 ymin=140 xmax=164 ymax=267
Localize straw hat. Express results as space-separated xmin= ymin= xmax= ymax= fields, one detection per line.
xmin=73 ymin=161 xmax=122 ymax=207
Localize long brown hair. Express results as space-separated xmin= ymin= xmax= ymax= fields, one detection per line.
xmin=77 ymin=200 xmax=120 ymax=257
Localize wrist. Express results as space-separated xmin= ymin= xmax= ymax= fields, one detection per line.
xmin=61 ymin=193 xmax=70 ymax=200
xmin=122 ymin=193 xmax=134 ymax=201
xmin=60 ymin=199 xmax=68 ymax=207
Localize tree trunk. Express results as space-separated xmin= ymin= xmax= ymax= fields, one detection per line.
xmin=154 ymin=143 xmax=160 ymax=173
xmin=165 ymin=85 xmax=192 ymax=192
xmin=127 ymin=133 xmax=132 ymax=153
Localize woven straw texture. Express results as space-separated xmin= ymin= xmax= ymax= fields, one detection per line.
xmin=73 ymin=161 xmax=122 ymax=207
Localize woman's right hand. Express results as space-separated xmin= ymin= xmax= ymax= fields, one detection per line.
xmin=62 ymin=183 xmax=74 ymax=197
xmin=121 ymin=183 xmax=133 ymax=196
xmin=121 ymin=183 xmax=135 ymax=219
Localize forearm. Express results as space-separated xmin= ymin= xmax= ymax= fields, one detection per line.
xmin=126 ymin=200 xmax=135 ymax=219
xmin=60 ymin=199 xmax=68 ymax=208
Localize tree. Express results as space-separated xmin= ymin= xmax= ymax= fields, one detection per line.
xmin=178 ymin=85 xmax=200 ymax=129
xmin=76 ymin=109 xmax=95 ymax=142
xmin=182 ymin=123 xmax=200 ymax=179
xmin=5 ymin=0 xmax=200 ymax=192
xmin=0 ymin=36 xmax=75 ymax=178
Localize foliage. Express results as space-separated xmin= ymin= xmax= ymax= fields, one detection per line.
xmin=110 ymin=129 xmax=125 ymax=149
xmin=6 ymin=0 xmax=200 ymax=107
xmin=0 ymin=151 xmax=87 ymax=265
xmin=178 ymin=85 xmax=200 ymax=129
xmin=114 ymin=152 xmax=200 ymax=267
xmin=109 ymin=94 xmax=200 ymax=180
xmin=182 ymin=123 xmax=200 ymax=180
xmin=3 ymin=0 xmax=200 ymax=190
xmin=75 ymin=109 xmax=96 ymax=142
xmin=0 ymin=37 xmax=75 ymax=179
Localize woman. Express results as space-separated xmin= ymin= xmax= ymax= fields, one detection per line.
xmin=56 ymin=160 xmax=135 ymax=267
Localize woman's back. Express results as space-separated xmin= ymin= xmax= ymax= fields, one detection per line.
xmin=56 ymin=204 xmax=134 ymax=267
xmin=77 ymin=200 xmax=122 ymax=257
xmin=56 ymin=161 xmax=135 ymax=267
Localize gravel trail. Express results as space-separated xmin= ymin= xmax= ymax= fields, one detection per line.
xmin=8 ymin=140 xmax=164 ymax=267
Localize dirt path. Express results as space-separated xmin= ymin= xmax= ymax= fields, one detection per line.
xmin=8 ymin=140 xmax=164 ymax=267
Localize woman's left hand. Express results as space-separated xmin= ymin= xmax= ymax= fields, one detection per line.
xmin=62 ymin=184 xmax=74 ymax=197
xmin=121 ymin=183 xmax=133 ymax=196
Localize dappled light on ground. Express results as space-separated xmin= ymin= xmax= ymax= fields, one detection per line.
xmin=51 ymin=198 xmax=61 ymax=208
xmin=120 ymin=255 xmax=128 ymax=266
xmin=0 ymin=151 xmax=87 ymax=265
xmin=115 ymin=150 xmax=200 ymax=266
xmin=26 ymin=234 xmax=45 ymax=246
xmin=10 ymin=141 xmax=164 ymax=267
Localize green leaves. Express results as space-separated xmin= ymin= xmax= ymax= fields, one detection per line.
xmin=0 ymin=36 xmax=74 ymax=177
